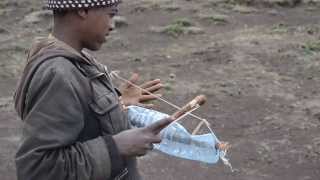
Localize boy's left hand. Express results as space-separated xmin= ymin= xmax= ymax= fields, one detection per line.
xmin=120 ymin=73 xmax=163 ymax=108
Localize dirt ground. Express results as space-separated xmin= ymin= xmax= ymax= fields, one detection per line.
xmin=1 ymin=0 xmax=320 ymax=180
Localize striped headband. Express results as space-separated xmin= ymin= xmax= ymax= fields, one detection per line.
xmin=46 ymin=0 xmax=121 ymax=10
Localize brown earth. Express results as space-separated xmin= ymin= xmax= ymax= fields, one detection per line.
xmin=1 ymin=0 xmax=320 ymax=180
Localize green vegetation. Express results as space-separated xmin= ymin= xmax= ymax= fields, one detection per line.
xmin=164 ymin=82 xmax=174 ymax=92
xmin=208 ymin=0 xmax=302 ymax=7
xmin=163 ymin=24 xmax=184 ymax=37
xmin=271 ymin=23 xmax=289 ymax=34
xmin=163 ymin=18 xmax=193 ymax=37
xmin=205 ymin=15 xmax=228 ymax=25
xmin=173 ymin=18 xmax=193 ymax=27
xmin=302 ymin=41 xmax=320 ymax=54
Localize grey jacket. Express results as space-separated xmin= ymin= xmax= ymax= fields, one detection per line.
xmin=14 ymin=37 xmax=140 ymax=180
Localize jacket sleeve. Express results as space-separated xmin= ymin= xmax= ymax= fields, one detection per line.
xmin=15 ymin=59 xmax=115 ymax=180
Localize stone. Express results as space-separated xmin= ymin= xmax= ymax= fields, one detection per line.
xmin=169 ymin=73 xmax=176 ymax=79
xmin=162 ymin=4 xmax=181 ymax=12
xmin=233 ymin=5 xmax=258 ymax=14
xmin=23 ymin=10 xmax=52 ymax=24
xmin=149 ymin=26 xmax=167 ymax=33
xmin=268 ymin=0 xmax=301 ymax=7
xmin=113 ymin=16 xmax=128 ymax=28
xmin=184 ymin=27 xmax=205 ymax=35
xmin=267 ymin=9 xmax=280 ymax=16
xmin=198 ymin=13 xmax=229 ymax=25
xmin=0 ymin=27 xmax=9 ymax=34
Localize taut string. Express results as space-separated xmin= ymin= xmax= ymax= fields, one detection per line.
xmin=110 ymin=70 xmax=234 ymax=172
xmin=110 ymin=71 xmax=215 ymax=135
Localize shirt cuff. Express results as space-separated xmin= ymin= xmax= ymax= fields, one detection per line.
xmin=103 ymin=135 xmax=126 ymax=178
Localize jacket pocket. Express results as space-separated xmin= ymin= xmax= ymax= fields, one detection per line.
xmin=89 ymin=92 xmax=129 ymax=134
xmin=89 ymin=93 xmax=119 ymax=114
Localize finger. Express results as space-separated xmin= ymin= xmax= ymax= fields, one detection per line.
xmin=150 ymin=134 xmax=162 ymax=144
xmin=140 ymin=79 xmax=161 ymax=89
xmin=143 ymin=83 xmax=164 ymax=94
xmin=144 ymin=143 xmax=154 ymax=150
xmin=124 ymin=73 xmax=139 ymax=88
xmin=122 ymin=105 xmax=128 ymax=111
xmin=136 ymin=150 xmax=147 ymax=157
xmin=145 ymin=118 xmax=173 ymax=134
xmin=139 ymin=94 xmax=162 ymax=102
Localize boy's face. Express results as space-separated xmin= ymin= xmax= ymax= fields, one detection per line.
xmin=81 ymin=6 xmax=118 ymax=51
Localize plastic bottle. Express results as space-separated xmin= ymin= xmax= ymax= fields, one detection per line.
xmin=127 ymin=105 xmax=221 ymax=164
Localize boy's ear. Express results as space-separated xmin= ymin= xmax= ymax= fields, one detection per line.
xmin=76 ymin=9 xmax=89 ymax=19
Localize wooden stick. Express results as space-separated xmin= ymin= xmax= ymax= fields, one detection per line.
xmin=171 ymin=95 xmax=207 ymax=120
xmin=192 ymin=121 xmax=204 ymax=135
xmin=216 ymin=142 xmax=231 ymax=151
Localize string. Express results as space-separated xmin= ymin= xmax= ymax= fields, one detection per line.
xmin=110 ymin=71 xmax=211 ymax=125
xmin=110 ymin=71 xmax=233 ymax=171
xmin=110 ymin=71 xmax=218 ymax=138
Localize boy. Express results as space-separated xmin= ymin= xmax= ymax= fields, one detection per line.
xmin=14 ymin=0 xmax=172 ymax=179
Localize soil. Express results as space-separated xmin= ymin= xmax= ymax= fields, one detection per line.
xmin=0 ymin=0 xmax=320 ymax=180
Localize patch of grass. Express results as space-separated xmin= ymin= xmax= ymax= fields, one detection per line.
xmin=272 ymin=0 xmax=301 ymax=7
xmin=208 ymin=0 xmax=302 ymax=7
xmin=164 ymin=82 xmax=174 ymax=92
xmin=205 ymin=15 xmax=228 ymax=25
xmin=163 ymin=24 xmax=184 ymax=37
xmin=305 ymin=26 xmax=320 ymax=35
xmin=271 ymin=23 xmax=289 ymax=33
xmin=302 ymin=41 xmax=320 ymax=54
xmin=163 ymin=18 xmax=193 ymax=37
xmin=162 ymin=4 xmax=180 ymax=12
xmin=173 ymin=18 xmax=193 ymax=27
xmin=225 ymin=0 xmax=255 ymax=5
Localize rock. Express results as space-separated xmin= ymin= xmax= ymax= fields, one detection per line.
xmin=128 ymin=57 xmax=144 ymax=62
xmin=198 ymin=13 xmax=229 ymax=25
xmin=169 ymin=73 xmax=176 ymax=79
xmin=23 ymin=10 xmax=52 ymax=24
xmin=150 ymin=19 xmax=202 ymax=37
xmin=113 ymin=16 xmax=128 ymax=28
xmin=104 ymin=36 xmax=130 ymax=48
xmin=0 ymin=1 xmax=19 ymax=9
xmin=184 ymin=27 xmax=205 ymax=35
xmin=0 ymin=9 xmax=8 ymax=16
xmin=0 ymin=27 xmax=9 ymax=34
xmin=133 ymin=58 xmax=142 ymax=62
xmin=233 ymin=5 xmax=258 ymax=14
xmin=162 ymin=4 xmax=181 ymax=12
xmin=267 ymin=9 xmax=280 ymax=16
xmin=0 ymin=97 xmax=13 ymax=109
xmin=299 ymin=176 xmax=312 ymax=180
xmin=268 ymin=0 xmax=301 ymax=7
xmin=313 ymin=112 xmax=320 ymax=121
xmin=131 ymin=6 xmax=148 ymax=13
xmin=149 ymin=26 xmax=167 ymax=33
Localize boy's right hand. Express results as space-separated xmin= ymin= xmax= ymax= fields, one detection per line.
xmin=113 ymin=117 xmax=173 ymax=157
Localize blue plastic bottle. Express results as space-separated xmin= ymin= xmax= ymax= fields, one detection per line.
xmin=127 ymin=106 xmax=221 ymax=164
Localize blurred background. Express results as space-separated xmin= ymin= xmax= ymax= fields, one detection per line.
xmin=0 ymin=0 xmax=320 ymax=179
